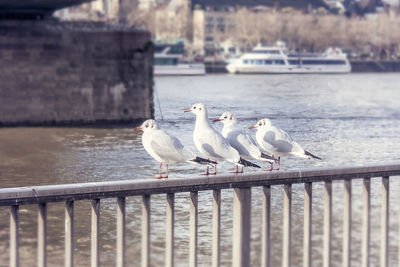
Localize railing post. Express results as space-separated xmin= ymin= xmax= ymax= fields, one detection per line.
xmin=142 ymin=195 xmax=151 ymax=267
xmin=212 ymin=189 xmax=221 ymax=267
xmin=65 ymin=201 xmax=74 ymax=267
xmin=381 ymin=176 xmax=389 ymax=267
xmin=232 ymin=187 xmax=251 ymax=267
xmin=303 ymin=183 xmax=312 ymax=267
xmin=262 ymin=186 xmax=271 ymax=267
xmin=323 ymin=181 xmax=332 ymax=267
xmin=362 ymin=178 xmax=370 ymax=267
xmin=343 ymin=179 xmax=352 ymax=267
xmin=91 ymin=199 xmax=100 ymax=267
xmin=117 ymin=197 xmax=126 ymax=267
xmin=282 ymin=184 xmax=292 ymax=267
xmin=166 ymin=193 xmax=175 ymax=267
xmin=189 ymin=191 xmax=198 ymax=267
xmin=10 ymin=205 xmax=19 ymax=267
xmin=38 ymin=203 xmax=47 ymax=267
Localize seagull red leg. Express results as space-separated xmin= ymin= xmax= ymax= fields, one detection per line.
xmin=162 ymin=164 xmax=169 ymax=179
xmin=274 ymin=157 xmax=280 ymax=171
xmin=210 ymin=162 xmax=217 ymax=175
xmin=230 ymin=165 xmax=239 ymax=173
xmin=153 ymin=162 xmax=163 ymax=179
xmin=265 ymin=162 xmax=273 ymax=172
xmin=200 ymin=165 xmax=210 ymax=176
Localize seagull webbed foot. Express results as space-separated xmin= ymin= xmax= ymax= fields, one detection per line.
xmin=230 ymin=166 xmax=243 ymax=173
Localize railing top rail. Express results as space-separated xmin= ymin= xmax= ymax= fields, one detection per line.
xmin=0 ymin=164 xmax=399 ymax=206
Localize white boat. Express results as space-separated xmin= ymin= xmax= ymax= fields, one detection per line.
xmin=226 ymin=44 xmax=351 ymax=74
xmin=154 ymin=43 xmax=206 ymax=76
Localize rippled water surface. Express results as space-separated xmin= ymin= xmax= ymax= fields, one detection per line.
xmin=0 ymin=74 xmax=399 ymax=266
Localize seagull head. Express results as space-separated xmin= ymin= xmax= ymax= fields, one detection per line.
xmin=249 ymin=118 xmax=272 ymax=129
xmin=184 ymin=103 xmax=207 ymax=116
xmin=136 ymin=119 xmax=159 ymax=131
xmin=212 ymin=112 xmax=235 ymax=125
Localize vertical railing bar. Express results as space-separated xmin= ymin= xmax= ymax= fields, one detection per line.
xmin=343 ymin=179 xmax=352 ymax=267
xmin=142 ymin=195 xmax=151 ymax=267
xmin=91 ymin=199 xmax=100 ymax=267
xmin=212 ymin=189 xmax=221 ymax=267
xmin=282 ymin=184 xmax=292 ymax=267
xmin=262 ymin=185 xmax=271 ymax=267
xmin=65 ymin=201 xmax=74 ymax=267
xmin=117 ymin=197 xmax=126 ymax=267
xmin=189 ymin=191 xmax=198 ymax=267
xmin=38 ymin=203 xmax=47 ymax=267
xmin=362 ymin=178 xmax=370 ymax=267
xmin=303 ymin=183 xmax=312 ymax=267
xmin=10 ymin=205 xmax=19 ymax=267
xmin=323 ymin=181 xmax=332 ymax=267
xmin=232 ymin=188 xmax=251 ymax=267
xmin=381 ymin=176 xmax=389 ymax=267
xmin=165 ymin=193 xmax=175 ymax=267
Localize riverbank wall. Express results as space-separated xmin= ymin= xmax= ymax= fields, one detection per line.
xmin=350 ymin=60 xmax=400 ymax=72
xmin=0 ymin=20 xmax=154 ymax=126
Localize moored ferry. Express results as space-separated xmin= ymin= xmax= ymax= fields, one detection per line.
xmin=226 ymin=44 xmax=351 ymax=74
xmin=154 ymin=42 xmax=206 ymax=76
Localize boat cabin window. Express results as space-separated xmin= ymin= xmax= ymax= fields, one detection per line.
xmin=243 ymin=59 xmax=285 ymax=65
xmin=288 ymin=60 xmax=300 ymax=65
xmin=154 ymin=58 xmax=178 ymax=65
xmin=265 ymin=60 xmax=285 ymax=65
xmin=302 ymin=60 xmax=347 ymax=65
xmin=251 ymin=50 xmax=281 ymax=55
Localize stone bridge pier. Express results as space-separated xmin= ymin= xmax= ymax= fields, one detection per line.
xmin=0 ymin=0 xmax=154 ymax=126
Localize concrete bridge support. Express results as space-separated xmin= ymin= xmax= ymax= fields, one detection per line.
xmin=0 ymin=19 xmax=154 ymax=126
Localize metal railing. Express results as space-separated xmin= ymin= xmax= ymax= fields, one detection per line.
xmin=1 ymin=164 xmax=400 ymax=267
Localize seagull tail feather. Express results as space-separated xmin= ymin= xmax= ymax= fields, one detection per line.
xmin=305 ymin=151 xmax=322 ymax=160
xmin=260 ymin=152 xmax=278 ymax=163
xmin=189 ymin=156 xmax=217 ymax=165
xmin=238 ymin=158 xmax=261 ymax=168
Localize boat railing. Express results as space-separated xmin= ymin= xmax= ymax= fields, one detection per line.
xmin=2 ymin=164 xmax=400 ymax=267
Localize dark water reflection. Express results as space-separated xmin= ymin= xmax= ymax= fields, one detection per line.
xmin=0 ymin=74 xmax=399 ymax=266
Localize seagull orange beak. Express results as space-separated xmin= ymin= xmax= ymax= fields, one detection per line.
xmin=184 ymin=108 xmax=192 ymax=113
xmin=248 ymin=125 xmax=257 ymax=129
xmin=135 ymin=126 xmax=142 ymax=130
xmin=212 ymin=118 xmax=221 ymax=122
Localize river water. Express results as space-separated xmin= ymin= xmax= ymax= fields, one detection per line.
xmin=0 ymin=74 xmax=399 ymax=266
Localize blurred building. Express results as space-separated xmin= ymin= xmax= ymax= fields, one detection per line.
xmin=55 ymin=0 xmax=121 ymax=21
xmin=55 ymin=0 xmax=399 ymax=58
xmin=191 ymin=0 xmax=328 ymax=55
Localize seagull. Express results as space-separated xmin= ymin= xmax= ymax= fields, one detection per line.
xmin=136 ymin=119 xmax=216 ymax=179
xmin=213 ymin=112 xmax=278 ymax=172
xmin=184 ymin=103 xmax=260 ymax=174
xmin=249 ymin=118 xmax=322 ymax=170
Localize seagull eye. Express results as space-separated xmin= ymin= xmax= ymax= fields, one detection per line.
xmin=193 ymin=106 xmax=196 ymax=109
xmin=224 ymin=116 xmax=227 ymax=119
xmin=258 ymin=123 xmax=262 ymax=126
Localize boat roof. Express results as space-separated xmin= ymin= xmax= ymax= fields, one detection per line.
xmin=252 ymin=46 xmax=282 ymax=51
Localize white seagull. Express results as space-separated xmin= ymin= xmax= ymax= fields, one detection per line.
xmin=249 ymin=118 xmax=322 ymax=170
xmin=136 ymin=119 xmax=216 ymax=179
xmin=213 ymin=112 xmax=278 ymax=172
xmin=184 ymin=103 xmax=260 ymax=175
